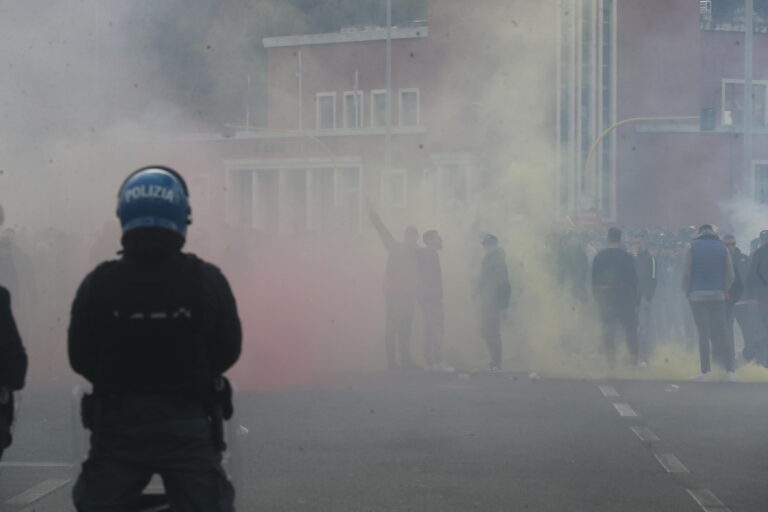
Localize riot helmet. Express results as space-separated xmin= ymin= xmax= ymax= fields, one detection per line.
xmin=116 ymin=166 xmax=191 ymax=238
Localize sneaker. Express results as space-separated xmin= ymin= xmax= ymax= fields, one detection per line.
xmin=638 ymin=361 xmax=648 ymax=369
xmin=726 ymin=371 xmax=737 ymax=382
xmin=434 ymin=362 xmax=455 ymax=373
xmin=691 ymin=372 xmax=712 ymax=382
xmin=487 ymin=364 xmax=502 ymax=373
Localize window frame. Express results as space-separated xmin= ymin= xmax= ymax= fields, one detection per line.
xmin=721 ymin=79 xmax=768 ymax=127
xmin=316 ymin=92 xmax=337 ymax=130
xmin=398 ymin=88 xmax=421 ymax=127
xmin=753 ymin=160 xmax=768 ymax=203
xmin=381 ymin=169 xmax=408 ymax=209
xmin=370 ymin=89 xmax=388 ymax=128
xmin=342 ymin=91 xmax=364 ymax=129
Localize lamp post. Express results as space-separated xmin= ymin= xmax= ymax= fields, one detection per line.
xmin=744 ymin=0 xmax=755 ymax=200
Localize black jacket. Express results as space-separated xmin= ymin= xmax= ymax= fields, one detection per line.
xmin=592 ymin=247 xmax=639 ymax=305
xmin=0 ymin=286 xmax=26 ymax=390
xmin=68 ymin=251 xmax=241 ymax=395
xmin=634 ymin=250 xmax=657 ymax=301
xmin=478 ymin=247 xmax=511 ymax=309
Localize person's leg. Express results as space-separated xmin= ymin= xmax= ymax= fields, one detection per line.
xmin=434 ymin=301 xmax=445 ymax=365
xmin=397 ymin=297 xmax=415 ymax=367
xmin=619 ymin=301 xmax=640 ymax=365
xmin=72 ymin=436 xmax=153 ymax=511
xmin=481 ymin=306 xmax=502 ymax=368
xmin=689 ymin=300 xmax=712 ymax=374
xmin=421 ymin=301 xmax=436 ymax=367
xmin=159 ymin=419 xmax=235 ymax=512
xmin=598 ymin=302 xmax=618 ymax=366
xmin=707 ymin=300 xmax=733 ymax=372
xmin=384 ymin=296 xmax=398 ymax=369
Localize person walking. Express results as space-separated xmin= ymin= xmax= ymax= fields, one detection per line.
xmin=683 ymin=225 xmax=735 ymax=381
xmin=0 ymin=285 xmax=26 ymax=461
xmin=632 ymin=231 xmax=657 ymax=363
xmin=591 ymin=227 xmax=640 ymax=367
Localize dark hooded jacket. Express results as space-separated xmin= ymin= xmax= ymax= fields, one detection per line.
xmin=68 ymin=229 xmax=241 ymax=395
xmin=478 ymin=247 xmax=511 ymax=309
xmin=0 ymin=286 xmax=26 ymax=390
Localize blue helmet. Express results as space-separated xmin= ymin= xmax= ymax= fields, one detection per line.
xmin=117 ymin=166 xmax=191 ymax=237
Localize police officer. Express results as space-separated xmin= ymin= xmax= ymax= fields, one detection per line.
xmin=68 ymin=166 xmax=242 ymax=511
xmin=0 ymin=284 xmax=27 ymax=460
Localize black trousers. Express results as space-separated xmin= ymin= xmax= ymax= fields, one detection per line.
xmin=73 ymin=395 xmax=234 ymax=512
xmin=385 ymin=295 xmax=415 ymax=368
xmin=690 ymin=299 xmax=733 ymax=373
xmin=481 ymin=305 xmax=503 ymax=367
xmin=597 ymin=294 xmax=639 ymax=365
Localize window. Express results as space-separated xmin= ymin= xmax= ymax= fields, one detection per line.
xmin=701 ymin=0 xmax=768 ymax=32
xmin=399 ymin=89 xmax=420 ymax=126
xmin=371 ymin=90 xmax=388 ymax=128
xmin=440 ymin=163 xmax=468 ymax=211
xmin=382 ymin=169 xmax=407 ymax=208
xmin=343 ymin=91 xmax=363 ymax=129
xmin=755 ymin=163 xmax=768 ymax=203
xmin=316 ymin=93 xmax=336 ymax=130
xmin=722 ymin=80 xmax=768 ymax=127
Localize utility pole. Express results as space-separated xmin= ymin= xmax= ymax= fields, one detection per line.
xmin=744 ymin=0 xmax=754 ymax=199
xmin=385 ymin=0 xmax=393 ymax=175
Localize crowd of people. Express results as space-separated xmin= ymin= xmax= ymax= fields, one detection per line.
xmin=546 ymin=223 xmax=768 ymax=380
xmin=368 ymin=204 xmax=768 ymax=380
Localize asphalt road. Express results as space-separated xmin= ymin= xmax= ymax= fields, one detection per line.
xmin=1 ymin=373 xmax=767 ymax=511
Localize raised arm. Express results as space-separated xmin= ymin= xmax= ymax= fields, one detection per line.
xmin=368 ymin=202 xmax=397 ymax=253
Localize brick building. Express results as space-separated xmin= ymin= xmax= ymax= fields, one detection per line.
xmin=177 ymin=0 xmax=768 ymax=232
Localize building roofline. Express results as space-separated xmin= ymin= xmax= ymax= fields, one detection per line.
xmin=263 ymin=26 xmax=428 ymax=48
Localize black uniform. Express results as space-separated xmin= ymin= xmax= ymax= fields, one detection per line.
xmin=68 ymin=240 xmax=241 ymax=511
xmin=592 ymin=248 xmax=639 ymax=365
xmin=0 ymin=286 xmax=27 ymax=459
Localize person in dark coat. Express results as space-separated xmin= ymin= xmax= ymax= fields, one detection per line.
xmin=368 ymin=202 xmax=421 ymax=370
xmin=683 ymin=225 xmax=735 ymax=381
xmin=632 ymin=231 xmax=657 ymax=363
xmin=592 ymin=227 xmax=640 ymax=366
xmin=419 ymin=230 xmax=453 ymax=372
xmin=477 ymin=234 xmax=511 ymax=371
xmin=69 ymin=166 xmax=241 ymax=511
xmin=0 ymin=285 xmax=26 ymax=460
xmin=746 ymin=230 xmax=768 ymax=367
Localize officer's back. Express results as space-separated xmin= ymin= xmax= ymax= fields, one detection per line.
xmin=68 ymin=166 xmax=242 ymax=512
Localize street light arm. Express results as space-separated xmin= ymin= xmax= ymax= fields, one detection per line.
xmin=583 ymin=115 xmax=700 ymax=195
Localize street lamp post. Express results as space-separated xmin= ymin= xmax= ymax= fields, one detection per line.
xmin=385 ymin=0 xmax=393 ymax=176
xmin=744 ymin=0 xmax=755 ymax=200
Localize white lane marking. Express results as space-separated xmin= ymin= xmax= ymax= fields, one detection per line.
xmin=686 ymin=489 xmax=731 ymax=512
xmin=0 ymin=461 xmax=73 ymax=468
xmin=6 ymin=479 xmax=70 ymax=505
xmin=612 ymin=402 xmax=638 ymax=417
xmin=598 ymin=385 xmax=619 ymax=397
xmin=654 ymin=453 xmax=689 ymax=474
xmin=630 ymin=426 xmax=660 ymax=442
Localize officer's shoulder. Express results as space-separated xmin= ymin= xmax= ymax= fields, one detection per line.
xmin=182 ymin=253 xmax=228 ymax=281
xmin=0 ymin=285 xmax=9 ymax=304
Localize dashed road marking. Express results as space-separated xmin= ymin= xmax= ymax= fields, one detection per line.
xmin=630 ymin=426 xmax=660 ymax=442
xmin=654 ymin=453 xmax=689 ymax=474
xmin=612 ymin=402 xmax=638 ymax=417
xmin=686 ymin=489 xmax=731 ymax=511
xmin=0 ymin=461 xmax=73 ymax=468
xmin=5 ymin=478 xmax=70 ymax=505
xmin=598 ymin=385 xmax=619 ymax=397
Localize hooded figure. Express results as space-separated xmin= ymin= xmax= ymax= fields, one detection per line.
xmin=477 ymin=234 xmax=511 ymax=371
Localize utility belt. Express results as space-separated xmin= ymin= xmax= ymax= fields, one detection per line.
xmin=81 ymin=377 xmax=233 ymax=451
